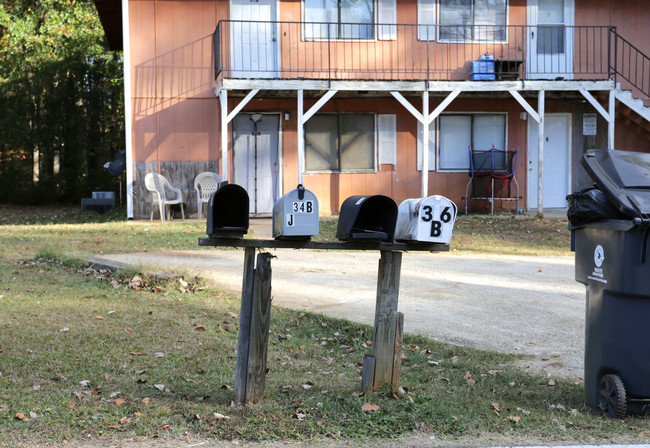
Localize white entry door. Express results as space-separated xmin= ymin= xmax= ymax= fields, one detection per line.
xmin=230 ymin=0 xmax=279 ymax=78
xmin=233 ymin=114 xmax=280 ymax=215
xmin=527 ymin=114 xmax=571 ymax=210
xmin=527 ymin=0 xmax=574 ymax=79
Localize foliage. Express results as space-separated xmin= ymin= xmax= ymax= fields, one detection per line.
xmin=0 ymin=0 xmax=124 ymax=204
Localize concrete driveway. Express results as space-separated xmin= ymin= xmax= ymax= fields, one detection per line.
xmin=100 ymin=246 xmax=585 ymax=380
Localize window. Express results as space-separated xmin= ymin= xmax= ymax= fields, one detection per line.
xmin=438 ymin=113 xmax=506 ymax=171
xmin=305 ymin=114 xmax=376 ymax=172
xmin=439 ymin=0 xmax=507 ymax=41
xmin=304 ymin=0 xmax=375 ymax=40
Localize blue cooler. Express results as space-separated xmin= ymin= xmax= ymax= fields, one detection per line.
xmin=469 ymin=54 xmax=495 ymax=80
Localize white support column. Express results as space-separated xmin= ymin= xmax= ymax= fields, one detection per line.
xmin=219 ymin=89 xmax=228 ymax=181
xmin=421 ymin=92 xmax=429 ymax=198
xmin=121 ymin=0 xmax=134 ymax=219
xmin=609 ymin=89 xmax=616 ymax=149
xmin=537 ymin=90 xmax=545 ymax=219
xmin=297 ymin=89 xmax=304 ymax=185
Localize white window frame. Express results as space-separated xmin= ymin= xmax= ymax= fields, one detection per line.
xmin=304 ymin=112 xmax=379 ymax=174
xmin=436 ymin=112 xmax=508 ymax=173
xmin=437 ymin=0 xmax=509 ymax=43
xmin=302 ymin=0 xmax=381 ymax=41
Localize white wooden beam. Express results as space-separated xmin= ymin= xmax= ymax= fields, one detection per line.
xmin=427 ymin=89 xmax=461 ymax=125
xmin=509 ymin=89 xmax=541 ymax=124
xmin=302 ymin=90 xmax=338 ymax=124
xmin=297 ymin=89 xmax=304 ymax=185
xmin=422 ymin=92 xmax=429 ymax=198
xmin=609 ymin=89 xmax=616 ymax=149
xmin=219 ymin=89 xmax=229 ymax=181
xmin=121 ymin=0 xmax=134 ymax=219
xmin=537 ymin=90 xmax=545 ymax=218
xmin=226 ymin=89 xmax=259 ymax=123
xmin=391 ymin=91 xmax=425 ymax=124
xmin=580 ymin=89 xmax=614 ymax=123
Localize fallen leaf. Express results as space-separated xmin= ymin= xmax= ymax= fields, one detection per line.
xmin=96 ymin=316 xmax=105 ymax=320
xmin=113 ymin=399 xmax=126 ymax=406
xmin=108 ymin=310 xmax=116 ymax=315
xmin=124 ymin=328 xmax=133 ymax=335
xmin=464 ymin=372 xmax=476 ymax=386
xmin=90 ymin=386 xmax=101 ymax=395
xmin=15 ymin=412 xmax=27 ymax=421
xmin=154 ymin=384 xmax=165 ymax=391
xmin=131 ymin=352 xmax=147 ymax=356
xmin=361 ymin=403 xmax=380 ymax=412
xmin=29 ymin=412 xmax=38 ymax=419
xmin=142 ymin=397 xmax=151 ymax=404
xmin=194 ymin=327 xmax=206 ymax=332
xmin=214 ymin=412 xmax=230 ymax=420
xmin=120 ymin=416 xmax=131 ymax=424
xmin=506 ymin=415 xmax=521 ymax=424
xmin=66 ymin=402 xmax=76 ymax=409
xmin=107 ymin=424 xmax=122 ymax=430
xmin=491 ymin=402 xmax=501 ymax=413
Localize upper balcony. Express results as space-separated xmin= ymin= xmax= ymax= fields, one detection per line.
xmin=214 ymin=21 xmax=622 ymax=94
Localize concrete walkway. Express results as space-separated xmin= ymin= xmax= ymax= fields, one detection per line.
xmin=97 ymin=219 xmax=586 ymax=380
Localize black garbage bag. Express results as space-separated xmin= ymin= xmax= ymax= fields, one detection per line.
xmin=107 ymin=150 xmax=126 ymax=176
xmin=567 ymin=186 xmax=628 ymax=229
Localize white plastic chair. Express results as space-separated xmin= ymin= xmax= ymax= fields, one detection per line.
xmin=194 ymin=172 xmax=222 ymax=220
xmin=144 ymin=172 xmax=185 ymax=222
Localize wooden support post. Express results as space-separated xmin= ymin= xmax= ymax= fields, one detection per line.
xmin=234 ymin=247 xmax=256 ymax=405
xmin=245 ymin=252 xmax=274 ymax=404
xmin=361 ymin=354 xmax=376 ymax=395
xmin=391 ymin=312 xmax=404 ymax=391
xmin=371 ymin=250 xmax=403 ymax=390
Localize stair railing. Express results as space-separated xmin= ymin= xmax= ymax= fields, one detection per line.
xmin=610 ymin=27 xmax=650 ymax=100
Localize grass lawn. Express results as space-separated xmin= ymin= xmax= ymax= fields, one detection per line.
xmin=0 ymin=205 xmax=646 ymax=446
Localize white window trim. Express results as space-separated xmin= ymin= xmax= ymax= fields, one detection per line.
xmin=437 ymin=0 xmax=510 ymax=44
xmin=302 ymin=0 xmax=381 ymax=42
xmin=436 ymin=111 xmax=509 ymax=173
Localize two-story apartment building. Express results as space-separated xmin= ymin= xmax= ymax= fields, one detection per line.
xmin=94 ymin=0 xmax=650 ymax=219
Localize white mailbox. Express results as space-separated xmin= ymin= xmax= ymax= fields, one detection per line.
xmin=272 ymin=184 xmax=319 ymax=240
xmin=395 ymin=195 xmax=457 ymax=243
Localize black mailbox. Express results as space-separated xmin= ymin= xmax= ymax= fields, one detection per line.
xmin=206 ymin=182 xmax=249 ymax=238
xmin=336 ymin=195 xmax=397 ymax=242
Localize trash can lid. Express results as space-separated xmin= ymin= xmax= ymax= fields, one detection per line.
xmin=582 ymin=149 xmax=650 ymax=218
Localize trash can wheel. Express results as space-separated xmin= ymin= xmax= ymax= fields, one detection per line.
xmin=598 ymin=374 xmax=627 ymax=418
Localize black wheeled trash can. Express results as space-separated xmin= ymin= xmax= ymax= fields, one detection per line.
xmin=570 ymin=149 xmax=650 ymax=418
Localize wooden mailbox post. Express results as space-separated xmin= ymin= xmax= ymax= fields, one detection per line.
xmin=198 ymin=238 xmax=447 ymax=405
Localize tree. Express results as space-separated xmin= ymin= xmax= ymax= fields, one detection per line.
xmin=0 ymin=0 xmax=124 ymax=204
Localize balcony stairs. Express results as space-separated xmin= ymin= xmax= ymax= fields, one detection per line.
xmin=615 ymin=84 xmax=650 ymax=141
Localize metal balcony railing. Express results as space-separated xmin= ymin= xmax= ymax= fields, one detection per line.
xmin=214 ymin=21 xmax=614 ymax=83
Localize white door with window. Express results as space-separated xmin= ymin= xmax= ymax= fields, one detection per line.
xmin=527 ymin=114 xmax=571 ymax=210
xmin=230 ymin=0 xmax=279 ymax=78
xmin=233 ymin=114 xmax=280 ymax=215
xmin=527 ymin=0 xmax=574 ymax=79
